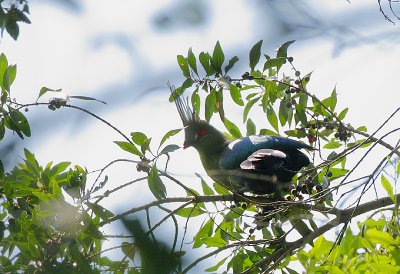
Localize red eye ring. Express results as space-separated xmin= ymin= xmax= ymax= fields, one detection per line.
xmin=196 ymin=129 xmax=208 ymax=139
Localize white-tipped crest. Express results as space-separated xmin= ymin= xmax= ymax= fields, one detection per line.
xmin=169 ymin=83 xmax=199 ymax=126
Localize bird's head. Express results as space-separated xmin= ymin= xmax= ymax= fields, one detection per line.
xmin=171 ymin=85 xmax=227 ymax=153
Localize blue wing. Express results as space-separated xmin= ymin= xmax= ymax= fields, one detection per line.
xmin=219 ymin=135 xmax=312 ymax=170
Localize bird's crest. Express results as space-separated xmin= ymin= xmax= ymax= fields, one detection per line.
xmin=169 ymin=83 xmax=199 ymax=127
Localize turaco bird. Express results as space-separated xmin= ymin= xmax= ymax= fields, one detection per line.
xmin=172 ymin=90 xmax=313 ymax=195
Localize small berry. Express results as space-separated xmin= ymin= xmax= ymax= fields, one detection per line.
xmin=290 ymin=87 xmax=297 ymax=93
xmin=295 ymin=71 xmax=300 ymax=77
xmin=316 ymin=185 xmax=323 ymax=192
xmin=291 ymin=189 xmax=298 ymax=196
xmin=25 ymin=107 xmax=29 ymax=112
xmin=248 ymin=75 xmax=254 ymax=80
xmin=323 ymin=118 xmax=329 ymax=123
xmin=297 ymin=194 xmax=304 ymax=200
xmin=235 ymin=82 xmax=242 ymax=88
xmin=301 ymin=184 xmax=308 ymax=194
xmin=242 ymin=72 xmax=249 ymax=79
xmin=249 ymin=228 xmax=255 ymax=234
xmin=241 ymin=203 xmax=247 ymax=209
xmin=294 ymin=79 xmax=301 ymax=85
xmin=287 ymin=56 xmax=294 ymax=62
xmin=327 ymin=171 xmax=333 ymax=177
xmin=304 ymin=76 xmax=310 ymax=82
xmin=286 ymin=195 xmax=292 ymax=201
xmin=230 ymin=204 xmax=236 ymax=209
xmin=285 ymin=89 xmax=291 ymax=94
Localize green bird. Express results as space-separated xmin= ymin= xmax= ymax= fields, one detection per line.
xmin=172 ymin=90 xmax=313 ymax=194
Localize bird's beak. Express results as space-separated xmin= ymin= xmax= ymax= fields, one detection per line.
xmin=183 ymin=141 xmax=192 ymax=149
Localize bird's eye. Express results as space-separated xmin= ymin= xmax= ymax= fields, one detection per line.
xmin=195 ymin=129 xmax=208 ymax=140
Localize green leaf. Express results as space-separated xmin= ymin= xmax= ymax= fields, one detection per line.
xmin=213 ymin=182 xmax=230 ymax=194
xmin=87 ymin=202 xmax=114 ymax=220
xmin=249 ymin=40 xmax=263 ymax=71
xmin=205 ymin=257 xmax=227 ymax=272
xmin=177 ymin=55 xmax=190 ymax=78
xmin=0 ymin=54 xmax=8 ymax=87
xmin=159 ymin=128 xmax=182 ymax=147
xmin=285 ymin=129 xmax=307 ymax=138
xmin=276 ymin=40 xmax=295 ymax=72
xmin=224 ymin=56 xmax=239 ymax=74
xmin=243 ymin=97 xmax=260 ymax=123
xmin=187 ymin=47 xmax=198 ymax=75
xmin=191 ymin=89 xmax=200 ymax=114
xmin=324 ymin=139 xmax=342 ymax=149
xmin=9 ymin=110 xmax=30 ymax=137
xmin=246 ymin=118 xmax=256 ymax=136
xmin=6 ymin=19 xmax=19 ymax=40
xmin=69 ymin=95 xmax=107 ymax=104
xmin=356 ymin=126 xmax=368 ymax=132
xmin=260 ymin=128 xmax=279 ymax=136
xmin=131 ymin=131 xmax=149 ymax=146
xmin=176 ymin=206 xmax=205 ymax=218
xmin=279 ymin=99 xmax=290 ymax=126
xmin=114 ymin=141 xmax=143 ymax=157
xmin=329 ymin=87 xmax=337 ymax=112
xmin=200 ymin=177 xmax=214 ymax=195
xmin=381 ymin=175 xmax=394 ymax=202
xmin=224 ymin=118 xmax=242 ymax=139
xmin=205 ymin=89 xmax=216 ymax=121
xmin=211 ymin=41 xmax=225 ymax=74
xmin=159 ymin=144 xmax=180 ymax=155
xmin=365 ymin=229 xmax=395 ymax=245
xmin=295 ymin=104 xmax=308 ymax=126
xmin=147 ymin=166 xmax=167 ymax=200
xmin=229 ymin=84 xmax=244 ymax=106
xmin=199 ymin=52 xmax=215 ymax=76
xmin=37 ymin=87 xmax=62 ymax=100
xmin=3 ymin=65 xmax=17 ymax=92
xmin=180 ymin=78 xmax=194 ymax=94
xmin=266 ymin=105 xmax=279 ymax=133
xmin=298 ymin=93 xmax=308 ymax=109
xmin=204 ymin=236 xmax=227 ymax=247
xmin=338 ymin=107 xmax=349 ymax=120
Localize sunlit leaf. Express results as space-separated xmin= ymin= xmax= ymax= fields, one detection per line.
xmin=176 ymin=207 xmax=205 ymax=218
xmin=114 ymin=141 xmax=143 ymax=157
xmin=381 ymin=175 xmax=394 ymax=202
xmin=177 ymin=55 xmax=190 ymax=78
xmin=224 ymin=118 xmax=242 ymax=139
xmin=131 ymin=132 xmax=149 ymax=146
xmin=229 ymin=84 xmax=244 ymax=106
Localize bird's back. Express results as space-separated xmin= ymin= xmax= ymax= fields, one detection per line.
xmin=219 ymin=135 xmax=312 ymax=170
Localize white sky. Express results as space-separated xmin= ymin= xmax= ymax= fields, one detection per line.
xmin=1 ymin=0 xmax=399 ymax=272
